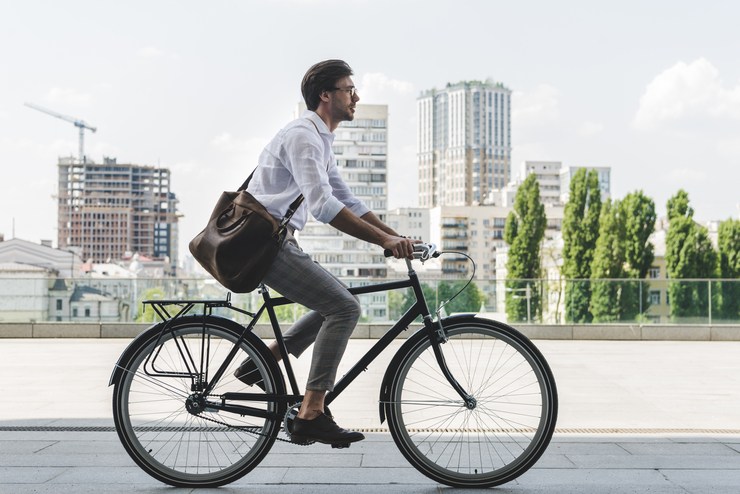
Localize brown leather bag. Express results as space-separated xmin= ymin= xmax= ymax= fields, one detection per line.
xmin=189 ymin=172 xmax=303 ymax=293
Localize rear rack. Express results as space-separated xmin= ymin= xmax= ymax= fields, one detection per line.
xmin=142 ymin=293 xmax=256 ymax=322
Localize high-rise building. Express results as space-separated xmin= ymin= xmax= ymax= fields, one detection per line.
xmin=418 ymin=80 xmax=512 ymax=208
xmin=296 ymin=104 xmax=390 ymax=319
xmin=57 ymin=157 xmax=179 ymax=272
xmin=297 ymin=104 xmax=389 ymax=277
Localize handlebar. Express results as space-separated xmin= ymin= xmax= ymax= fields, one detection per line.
xmin=384 ymin=243 xmax=438 ymax=262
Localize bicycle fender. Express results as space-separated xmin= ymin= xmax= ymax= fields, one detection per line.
xmin=108 ymin=321 xmax=164 ymax=386
xmin=377 ymin=314 xmax=484 ymax=424
xmin=108 ymin=314 xmax=270 ymax=387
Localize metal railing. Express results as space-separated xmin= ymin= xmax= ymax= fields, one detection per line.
xmin=0 ymin=276 xmax=737 ymax=324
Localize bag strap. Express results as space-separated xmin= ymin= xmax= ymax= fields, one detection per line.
xmin=239 ymin=116 xmax=325 ymax=230
xmin=237 ymin=172 xmax=253 ymax=192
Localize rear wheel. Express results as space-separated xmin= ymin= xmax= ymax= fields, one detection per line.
xmin=112 ymin=316 xmax=283 ymax=487
xmin=385 ymin=318 xmax=558 ymax=488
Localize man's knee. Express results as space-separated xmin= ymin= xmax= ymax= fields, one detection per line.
xmin=338 ymin=294 xmax=362 ymax=322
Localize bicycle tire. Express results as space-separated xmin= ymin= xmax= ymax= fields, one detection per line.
xmin=112 ymin=315 xmax=284 ymax=487
xmin=384 ymin=317 xmax=558 ymax=488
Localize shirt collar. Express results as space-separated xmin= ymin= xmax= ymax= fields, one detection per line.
xmin=302 ymin=110 xmax=332 ymax=135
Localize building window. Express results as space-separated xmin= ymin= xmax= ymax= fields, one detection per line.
xmin=649 ymin=291 xmax=661 ymax=305
xmin=648 ymin=267 xmax=660 ymax=279
xmin=56 ymin=299 xmax=63 ymax=310
xmin=85 ymin=307 xmax=91 ymax=317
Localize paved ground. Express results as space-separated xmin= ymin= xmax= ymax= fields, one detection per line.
xmin=1 ymin=338 xmax=740 ymax=492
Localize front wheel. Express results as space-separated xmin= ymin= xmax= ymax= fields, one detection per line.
xmin=112 ymin=316 xmax=284 ymax=488
xmin=385 ymin=317 xmax=558 ymax=488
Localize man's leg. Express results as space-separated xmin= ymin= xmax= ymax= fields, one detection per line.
xmin=260 ymin=234 xmax=364 ymax=444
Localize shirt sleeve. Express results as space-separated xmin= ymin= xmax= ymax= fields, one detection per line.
xmin=327 ymin=161 xmax=370 ymax=218
xmin=282 ymin=127 xmax=345 ymax=224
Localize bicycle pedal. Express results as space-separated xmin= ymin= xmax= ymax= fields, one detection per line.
xmin=331 ymin=443 xmax=350 ymax=449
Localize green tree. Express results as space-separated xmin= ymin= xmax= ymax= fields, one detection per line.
xmin=273 ymin=302 xmax=309 ymax=323
xmin=387 ymin=289 xmax=406 ymax=320
xmin=717 ymin=219 xmax=740 ymax=320
xmin=256 ymin=289 xmax=309 ymax=324
xmin=590 ymin=199 xmax=626 ymax=322
xmin=439 ymin=280 xmax=485 ymax=314
xmin=135 ymin=287 xmax=166 ymax=323
xmin=394 ymin=283 xmax=440 ymax=320
xmin=665 ymin=190 xmax=718 ymax=320
xmin=562 ymin=169 xmax=601 ymax=322
xmin=503 ymin=174 xmax=547 ymax=322
xmin=619 ymin=191 xmax=657 ymax=320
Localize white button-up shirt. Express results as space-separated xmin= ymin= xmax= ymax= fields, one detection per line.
xmin=247 ymin=110 xmax=369 ymax=231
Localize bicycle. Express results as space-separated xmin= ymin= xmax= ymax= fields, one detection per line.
xmin=109 ymin=243 xmax=558 ymax=488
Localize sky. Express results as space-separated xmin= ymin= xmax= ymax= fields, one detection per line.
xmin=1 ymin=0 xmax=739 ymax=259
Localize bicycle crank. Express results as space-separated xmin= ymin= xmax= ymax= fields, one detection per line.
xmin=282 ymin=402 xmax=335 ymax=446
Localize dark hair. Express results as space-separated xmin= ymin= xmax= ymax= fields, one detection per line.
xmin=301 ymin=60 xmax=354 ymax=111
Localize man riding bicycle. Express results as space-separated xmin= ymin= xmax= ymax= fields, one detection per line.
xmin=234 ymin=59 xmax=418 ymax=446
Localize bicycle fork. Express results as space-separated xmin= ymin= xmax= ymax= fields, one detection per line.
xmin=424 ymin=315 xmax=477 ymax=410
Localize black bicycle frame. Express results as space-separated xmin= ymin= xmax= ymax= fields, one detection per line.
xmin=141 ymin=260 xmax=474 ymax=416
xmin=256 ymin=259 xmax=474 ymax=408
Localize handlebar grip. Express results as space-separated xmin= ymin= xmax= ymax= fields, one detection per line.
xmin=384 ymin=243 xmax=435 ymax=259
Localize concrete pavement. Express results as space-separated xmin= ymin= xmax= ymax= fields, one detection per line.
xmin=1 ymin=338 xmax=740 ymax=492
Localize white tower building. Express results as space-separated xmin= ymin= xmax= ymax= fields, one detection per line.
xmin=418 ymin=80 xmax=512 ymax=208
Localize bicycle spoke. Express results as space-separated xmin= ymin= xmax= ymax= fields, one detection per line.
xmin=386 ymin=320 xmax=557 ymax=488
xmin=113 ymin=318 xmax=281 ymax=487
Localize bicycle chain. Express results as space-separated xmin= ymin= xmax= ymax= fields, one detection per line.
xmin=194 ymin=406 xmax=310 ymax=446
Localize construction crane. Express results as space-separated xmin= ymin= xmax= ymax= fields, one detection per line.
xmin=24 ymin=102 xmax=97 ymax=163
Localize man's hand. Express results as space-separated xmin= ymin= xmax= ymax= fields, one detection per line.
xmin=383 ymin=236 xmax=421 ymax=260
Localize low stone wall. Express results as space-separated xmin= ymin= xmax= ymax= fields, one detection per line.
xmin=514 ymin=324 xmax=740 ymax=341
xmin=1 ymin=321 xmax=739 ymax=341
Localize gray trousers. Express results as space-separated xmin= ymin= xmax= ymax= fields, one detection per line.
xmin=262 ymin=232 xmax=361 ymax=391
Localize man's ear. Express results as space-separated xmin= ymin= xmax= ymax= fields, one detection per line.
xmin=319 ymin=90 xmax=331 ymax=103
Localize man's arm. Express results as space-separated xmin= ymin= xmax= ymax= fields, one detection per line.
xmin=329 ymin=208 xmax=415 ymax=259
xmin=359 ymin=211 xmax=401 ymax=237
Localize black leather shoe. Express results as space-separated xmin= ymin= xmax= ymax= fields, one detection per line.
xmin=233 ymin=358 xmax=265 ymax=390
xmin=291 ymin=412 xmax=365 ymax=446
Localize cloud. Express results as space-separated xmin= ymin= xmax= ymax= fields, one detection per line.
xmin=210 ymin=133 xmax=266 ymax=152
xmin=716 ymin=138 xmax=740 ymax=158
xmin=45 ymin=87 xmax=93 ymax=107
xmin=50 ymin=138 xmax=78 ymax=156
xmin=668 ymin=167 xmax=707 ymax=183
xmin=511 ymin=84 xmax=559 ymax=127
xmin=633 ymin=58 xmax=740 ymax=131
xmin=169 ymin=160 xmax=199 ymax=175
xmin=209 ymin=133 xmax=268 ymax=172
xmin=138 ymin=46 xmax=166 ymax=58
xmin=0 ymin=136 xmax=34 ymax=151
xmin=577 ymin=121 xmax=604 ymax=136
xmin=358 ymin=73 xmax=415 ymax=102
xmin=210 ymin=132 xmax=235 ymax=148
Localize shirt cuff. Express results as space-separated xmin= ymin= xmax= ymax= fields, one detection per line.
xmin=347 ymin=202 xmax=370 ymax=218
xmin=313 ymin=196 xmax=346 ymax=224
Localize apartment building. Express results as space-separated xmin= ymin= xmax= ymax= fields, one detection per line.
xmin=439 ymin=204 xmax=565 ymax=279
xmin=296 ymin=104 xmax=390 ymax=319
xmin=418 ymin=80 xmax=512 ymax=208
xmin=57 ymin=157 xmax=179 ymax=273
xmin=387 ymin=207 xmax=440 ymax=244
